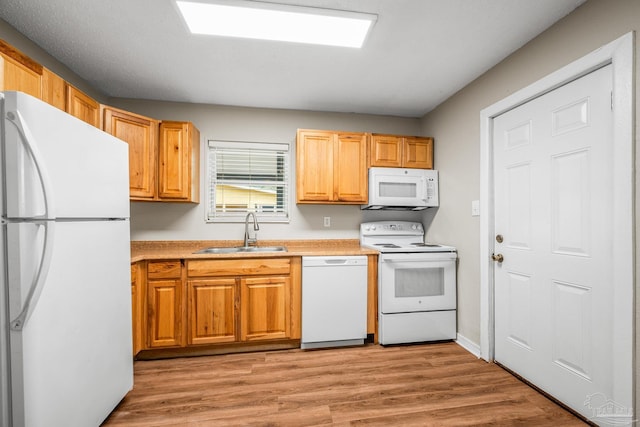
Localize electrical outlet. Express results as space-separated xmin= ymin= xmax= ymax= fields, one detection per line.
xmin=323 ymin=216 xmax=331 ymax=227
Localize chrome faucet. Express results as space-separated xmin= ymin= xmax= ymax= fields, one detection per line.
xmin=243 ymin=212 xmax=259 ymax=247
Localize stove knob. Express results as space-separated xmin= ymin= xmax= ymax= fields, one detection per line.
xmin=371 ymin=225 xmax=376 ymax=231
xmin=411 ymin=224 xmax=417 ymax=230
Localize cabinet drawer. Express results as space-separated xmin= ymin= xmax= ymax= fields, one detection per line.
xmin=148 ymin=261 xmax=182 ymax=279
xmin=188 ymin=258 xmax=291 ymax=277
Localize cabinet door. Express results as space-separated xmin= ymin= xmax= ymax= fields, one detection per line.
xmin=131 ymin=262 xmax=147 ymax=355
xmin=187 ymin=278 xmax=237 ymax=345
xmin=0 ymin=52 xmax=42 ymax=98
xmin=240 ymin=276 xmax=291 ymax=341
xmin=103 ymin=107 xmax=158 ymax=200
xmin=335 ymin=132 xmax=367 ymax=202
xmin=147 ymin=279 xmax=183 ymax=348
xmin=66 ymin=85 xmax=100 ymax=127
xmin=403 ymin=137 xmax=433 ymax=169
xmin=370 ymin=134 xmax=403 ymax=167
xmin=131 ymin=264 xmax=140 ymax=356
xmin=41 ymin=68 xmax=66 ymax=110
xmin=158 ymin=121 xmax=199 ymax=202
xmin=296 ymin=130 xmax=334 ymax=202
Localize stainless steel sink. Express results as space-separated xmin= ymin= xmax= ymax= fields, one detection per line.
xmin=194 ymin=246 xmax=287 ymax=254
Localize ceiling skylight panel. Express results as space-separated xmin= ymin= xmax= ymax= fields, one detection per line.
xmin=176 ymin=0 xmax=376 ymax=48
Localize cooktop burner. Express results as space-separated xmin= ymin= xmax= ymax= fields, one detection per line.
xmin=360 ymin=221 xmax=456 ymax=254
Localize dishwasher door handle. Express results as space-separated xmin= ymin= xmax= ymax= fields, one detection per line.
xmin=302 ymin=255 xmax=368 ymax=267
xmin=324 ymin=259 xmax=348 ymax=265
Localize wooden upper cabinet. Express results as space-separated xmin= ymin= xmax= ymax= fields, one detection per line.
xmin=335 ymin=133 xmax=368 ymax=202
xmin=41 ymin=68 xmax=66 ymax=110
xmin=0 ymin=39 xmax=200 ymax=202
xmin=296 ymin=130 xmax=334 ymax=202
xmin=403 ymin=137 xmax=433 ymax=169
xmin=370 ymin=134 xmax=433 ymax=169
xmin=158 ymin=121 xmax=200 ymax=203
xmin=103 ymin=111 xmax=200 ymax=203
xmin=369 ymin=134 xmax=403 ymax=167
xmin=103 ymin=106 xmax=158 ymax=200
xmin=0 ymin=40 xmax=43 ymax=98
xmin=296 ymin=129 xmax=367 ymax=204
xmin=66 ymin=85 xmax=100 ymax=127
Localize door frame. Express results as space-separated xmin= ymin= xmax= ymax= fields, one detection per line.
xmin=479 ymin=32 xmax=634 ymax=408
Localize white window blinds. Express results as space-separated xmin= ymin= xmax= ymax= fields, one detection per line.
xmin=207 ymin=141 xmax=290 ymax=222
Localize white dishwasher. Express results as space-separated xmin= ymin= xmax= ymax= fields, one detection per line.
xmin=301 ymin=256 xmax=368 ymax=349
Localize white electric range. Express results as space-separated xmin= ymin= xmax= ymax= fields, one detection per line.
xmin=360 ymin=221 xmax=457 ymax=345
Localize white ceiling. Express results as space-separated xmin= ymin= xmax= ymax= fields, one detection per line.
xmin=0 ymin=0 xmax=586 ymax=117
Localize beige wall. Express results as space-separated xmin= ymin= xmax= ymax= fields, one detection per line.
xmin=110 ymin=98 xmax=424 ymax=241
xmin=420 ymin=0 xmax=638 ymax=413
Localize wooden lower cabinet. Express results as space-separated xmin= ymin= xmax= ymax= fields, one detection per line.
xmin=187 ymin=278 xmax=237 ymax=345
xmin=240 ymin=276 xmax=291 ymax=341
xmin=187 ymin=258 xmax=295 ymax=344
xmin=146 ymin=260 xmax=184 ymax=348
xmin=131 ymin=263 xmax=143 ymax=356
xmin=147 ymin=279 xmax=183 ymax=348
xmin=140 ymin=257 xmax=300 ymax=354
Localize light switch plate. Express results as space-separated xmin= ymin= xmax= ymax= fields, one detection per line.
xmin=471 ymin=200 xmax=480 ymax=216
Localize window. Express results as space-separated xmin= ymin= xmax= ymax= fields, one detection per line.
xmin=206 ymin=141 xmax=290 ymax=222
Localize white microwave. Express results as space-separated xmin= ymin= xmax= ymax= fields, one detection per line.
xmin=362 ymin=167 xmax=439 ymax=210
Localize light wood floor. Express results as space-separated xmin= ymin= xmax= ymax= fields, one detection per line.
xmin=102 ymin=342 xmax=588 ymax=426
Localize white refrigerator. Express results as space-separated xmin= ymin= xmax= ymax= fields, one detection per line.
xmin=0 ymin=92 xmax=133 ymax=427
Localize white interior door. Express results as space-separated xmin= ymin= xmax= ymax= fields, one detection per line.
xmin=493 ymin=64 xmax=622 ymax=421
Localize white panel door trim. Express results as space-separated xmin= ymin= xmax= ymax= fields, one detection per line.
xmin=479 ymin=32 xmax=633 ymax=411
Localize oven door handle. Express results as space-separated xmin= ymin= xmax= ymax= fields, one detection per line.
xmin=382 ymin=257 xmax=423 ymax=263
xmin=381 ymin=255 xmax=456 ymax=263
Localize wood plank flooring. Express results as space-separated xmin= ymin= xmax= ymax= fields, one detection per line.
xmin=102 ymin=342 xmax=588 ymax=426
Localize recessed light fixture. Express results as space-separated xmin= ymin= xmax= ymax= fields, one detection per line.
xmin=175 ymin=0 xmax=377 ymax=48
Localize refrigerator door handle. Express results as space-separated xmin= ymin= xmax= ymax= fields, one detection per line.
xmin=10 ymin=220 xmax=55 ymax=331
xmin=5 ymin=109 xmax=56 ymax=220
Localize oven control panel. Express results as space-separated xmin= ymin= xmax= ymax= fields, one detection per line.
xmin=360 ymin=221 xmax=424 ymax=236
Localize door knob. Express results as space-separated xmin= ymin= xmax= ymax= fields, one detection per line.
xmin=492 ymin=253 xmax=504 ymax=263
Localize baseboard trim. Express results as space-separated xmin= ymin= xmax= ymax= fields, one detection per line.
xmin=456 ymin=333 xmax=481 ymax=358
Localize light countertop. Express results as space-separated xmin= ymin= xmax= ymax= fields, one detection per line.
xmin=131 ymin=239 xmax=378 ymax=262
